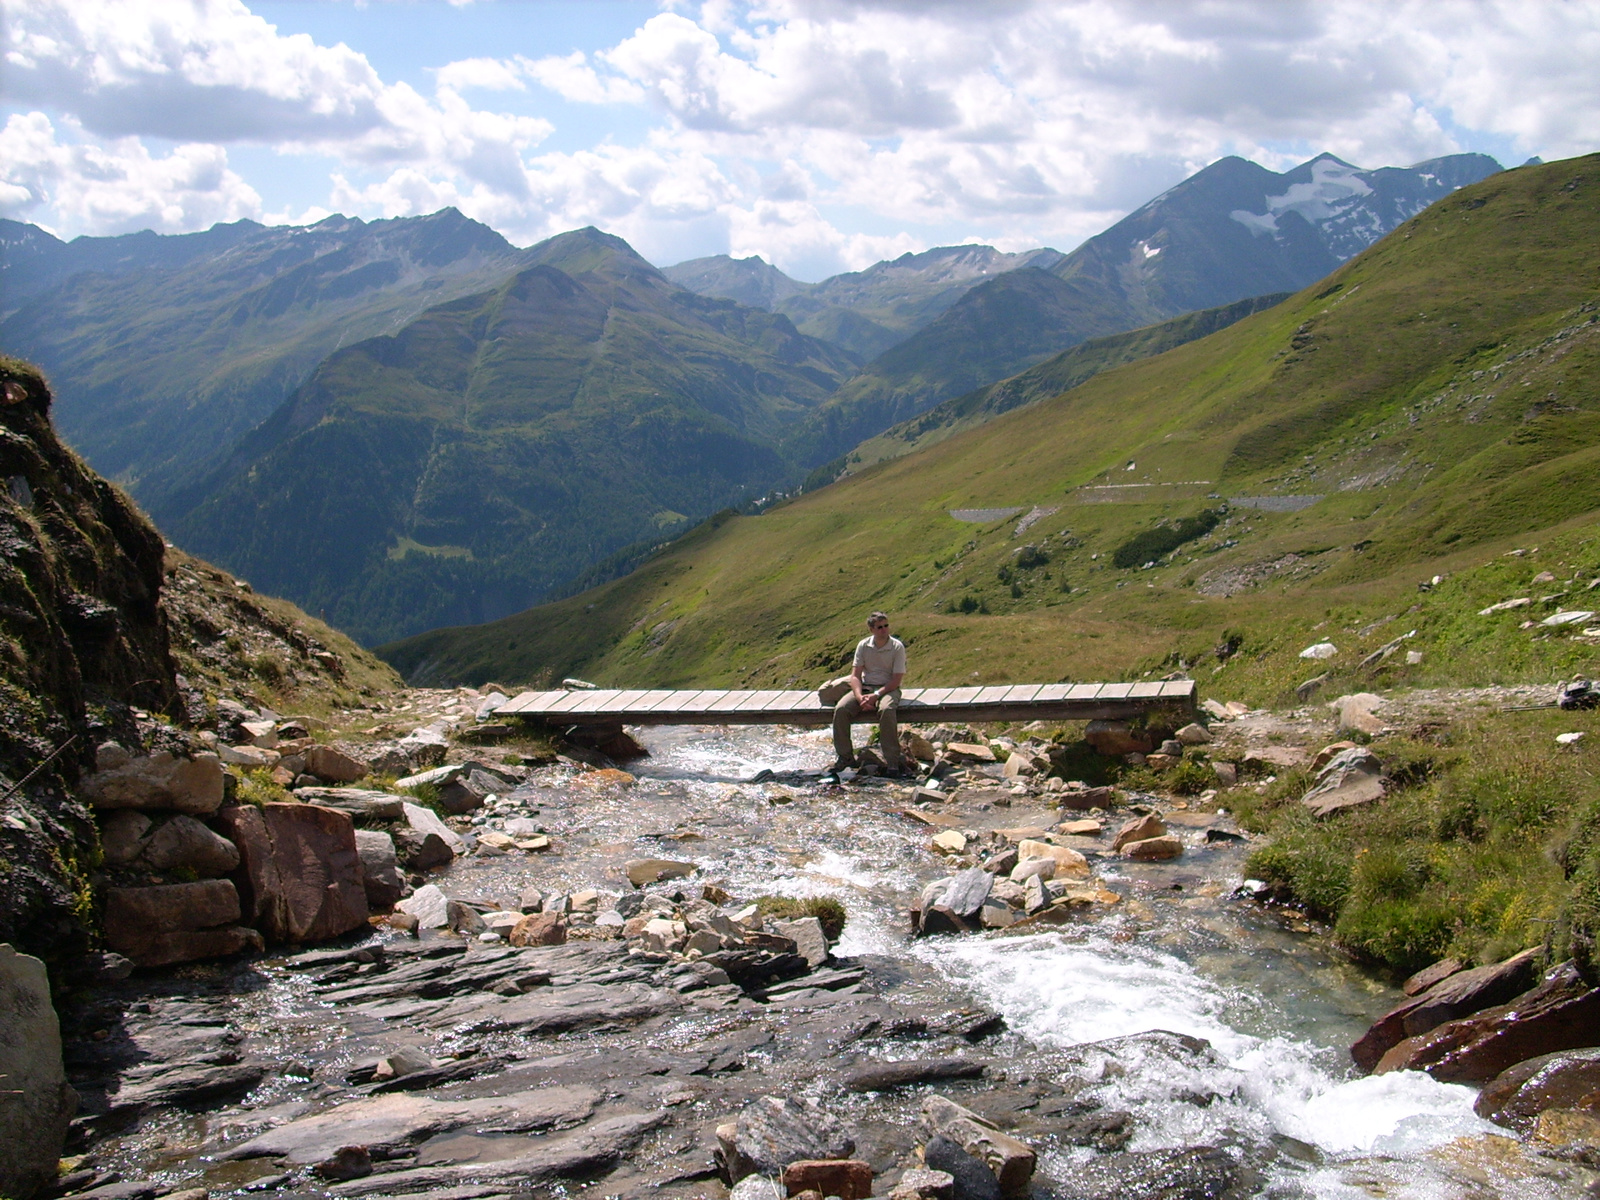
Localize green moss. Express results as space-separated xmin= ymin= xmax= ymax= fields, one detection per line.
xmin=235 ymin=768 xmax=292 ymax=807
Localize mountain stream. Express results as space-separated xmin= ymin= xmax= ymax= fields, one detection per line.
xmin=63 ymin=723 xmax=1594 ymax=1200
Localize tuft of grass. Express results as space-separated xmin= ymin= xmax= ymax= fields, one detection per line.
xmin=235 ymin=768 xmax=292 ymax=806
xmin=754 ymin=894 xmax=848 ymax=941
xmin=397 ymin=780 xmax=446 ymax=816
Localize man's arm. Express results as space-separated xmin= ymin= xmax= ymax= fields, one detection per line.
xmin=849 ymin=661 xmax=867 ymax=700
xmin=861 ymin=670 xmax=902 ymax=710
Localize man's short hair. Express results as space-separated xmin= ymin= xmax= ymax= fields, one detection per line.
xmin=868 ymin=611 xmax=889 ymax=624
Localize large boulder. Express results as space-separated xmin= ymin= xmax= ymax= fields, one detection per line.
xmin=79 ymin=750 xmax=224 ymax=815
xmin=142 ymin=814 xmax=240 ymax=877
xmin=1352 ymin=948 xmax=1540 ymax=1072
xmin=292 ymin=788 xmax=404 ymax=820
xmin=1300 ymin=746 xmax=1386 ymax=817
xmin=1476 ymin=1048 xmax=1600 ymax=1131
xmin=102 ymin=880 xmax=263 ymax=967
xmin=302 ymin=745 xmax=369 ymax=784
xmin=354 ymin=831 xmax=404 ymax=909
xmin=0 ymin=944 xmax=76 ymax=1200
xmin=214 ymin=803 xmax=369 ymax=944
xmin=732 ymin=1095 xmax=855 ymax=1180
xmin=920 ymin=1095 xmax=1035 ymax=1198
xmin=1375 ymin=963 xmax=1600 ymax=1082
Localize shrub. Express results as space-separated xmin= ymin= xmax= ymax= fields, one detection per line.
xmin=755 ymin=895 xmax=848 ymax=941
xmin=236 ymin=767 xmax=291 ymax=806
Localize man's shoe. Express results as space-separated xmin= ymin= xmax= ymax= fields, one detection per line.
xmin=826 ymin=759 xmax=857 ymax=775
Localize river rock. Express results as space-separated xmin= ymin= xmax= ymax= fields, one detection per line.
xmin=1174 ymin=723 xmax=1211 ymax=745
xmin=1301 ymin=746 xmax=1386 ymax=817
xmin=1403 ymin=957 xmax=1466 ymax=996
xmin=1015 ymin=840 xmax=1089 ymax=878
xmin=1375 ymin=962 xmax=1600 ymax=1082
xmin=1050 ymin=1146 xmax=1238 ymax=1200
xmin=1122 ymin=835 xmax=1183 ymax=861
xmin=784 ymin=1160 xmax=873 ymax=1200
xmin=733 ymin=1095 xmax=855 ymax=1179
xmin=770 ymin=916 xmax=829 ymax=967
xmin=103 ymin=880 xmax=263 ymax=967
xmin=402 ymin=800 xmax=466 ymax=854
xmin=215 ymin=803 xmax=369 ymax=944
xmin=731 ymin=1178 xmax=783 ymax=1200
xmin=1352 ymin=948 xmax=1540 ymax=1072
xmin=946 ymin=742 xmax=998 ymax=763
xmin=354 ymin=831 xmax=404 ymax=909
xmin=141 ymin=814 xmax=240 ymax=876
xmin=1059 ymin=785 xmax=1115 ymax=811
xmin=293 ymin=788 xmax=405 ymax=820
xmin=922 ymin=1134 xmax=1001 ymax=1200
xmin=81 ymin=750 xmax=225 ymax=814
xmin=1011 ymin=857 xmax=1049 ymax=889
xmin=893 ymin=1168 xmax=956 ymax=1200
xmin=1112 ymin=814 xmax=1167 ymax=851
xmin=626 ymin=858 xmax=696 ymax=887
xmin=1475 ymin=1047 xmax=1600 ymax=1130
xmin=921 ymin=1096 xmax=1035 ymax=1197
xmin=942 ymin=868 xmax=994 ymax=918
xmin=0 ymin=944 xmax=75 ymax=1200
xmin=225 ymin=1085 xmax=602 ymax=1163
xmin=509 ymin=913 xmax=567 ymax=946
xmin=395 ymin=884 xmax=450 ymax=928
xmin=845 ymin=1058 xmax=987 ymax=1092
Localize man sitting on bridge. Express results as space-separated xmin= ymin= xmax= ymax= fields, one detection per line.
xmin=831 ymin=611 xmax=907 ymax=777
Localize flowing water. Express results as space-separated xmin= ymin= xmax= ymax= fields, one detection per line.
xmin=70 ymin=723 xmax=1595 ymax=1199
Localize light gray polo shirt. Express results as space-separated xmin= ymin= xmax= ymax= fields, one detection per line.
xmin=853 ymin=635 xmax=906 ymax=688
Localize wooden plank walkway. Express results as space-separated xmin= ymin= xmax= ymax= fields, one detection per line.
xmin=498 ymin=680 xmax=1196 ymax=728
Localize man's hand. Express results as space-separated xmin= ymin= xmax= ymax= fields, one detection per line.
xmin=860 ymin=691 xmax=880 ymax=711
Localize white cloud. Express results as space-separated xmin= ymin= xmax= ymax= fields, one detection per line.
xmin=0 ymin=111 xmax=261 ymax=234
xmin=1 ymin=0 xmax=1597 ymax=278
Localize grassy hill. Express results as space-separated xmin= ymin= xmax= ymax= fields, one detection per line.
xmin=379 ymin=155 xmax=1600 ymax=700
xmin=167 ymin=228 xmax=858 ymax=646
xmin=842 ymin=293 xmax=1290 ymax=474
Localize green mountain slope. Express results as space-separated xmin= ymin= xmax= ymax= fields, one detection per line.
xmin=785 ymin=153 xmax=1503 ymax=469
xmin=842 ymin=293 xmax=1291 ymax=474
xmin=377 ymin=155 xmax=1600 ymax=694
xmin=0 ymin=210 xmax=533 ymax=500
xmin=167 ymin=228 xmax=858 ymax=646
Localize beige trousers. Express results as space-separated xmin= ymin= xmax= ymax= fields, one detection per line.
xmin=832 ymin=688 xmax=901 ymax=768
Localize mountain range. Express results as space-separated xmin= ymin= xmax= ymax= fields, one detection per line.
xmin=0 ymin=150 xmax=1503 ymax=645
xmin=378 ymin=154 xmax=1600 ymax=691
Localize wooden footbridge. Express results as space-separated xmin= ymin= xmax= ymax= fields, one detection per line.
xmin=498 ymin=680 xmax=1196 ymax=728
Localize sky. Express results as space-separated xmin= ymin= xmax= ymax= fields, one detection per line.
xmin=2 ymin=1 xmax=1598 ymax=282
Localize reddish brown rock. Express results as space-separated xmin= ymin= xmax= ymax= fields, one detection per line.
xmin=1402 ymin=957 xmax=1466 ymax=996
xmin=103 ymin=880 xmax=263 ymax=967
xmin=1059 ymin=785 xmax=1114 ymax=811
xmin=1112 ymin=814 xmax=1167 ymax=851
xmin=1374 ymin=963 xmax=1600 ymax=1083
xmin=1351 ymin=948 xmax=1539 ymax=1072
xmin=302 ymin=745 xmax=369 ymax=784
xmin=214 ymin=803 xmax=368 ymax=944
xmin=1476 ymin=1047 xmax=1600 ymax=1130
xmin=1122 ymin=835 xmax=1183 ymax=861
xmin=783 ymin=1160 xmax=873 ymax=1200
xmin=508 ymin=913 xmax=567 ymax=946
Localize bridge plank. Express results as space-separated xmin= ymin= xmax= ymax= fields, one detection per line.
xmin=974 ymin=686 xmax=1013 ymax=704
xmin=1064 ymin=683 xmax=1103 ymax=700
xmin=731 ymin=690 xmax=783 ymax=712
xmin=912 ymin=687 xmax=955 ymax=706
xmin=596 ymin=689 xmax=652 ymax=712
xmin=634 ymin=690 xmax=682 ymax=712
xmin=769 ymin=690 xmax=816 ymax=710
xmin=1128 ymin=681 xmax=1166 ymax=700
xmin=569 ymin=690 xmax=621 ymax=713
xmin=541 ymin=691 xmax=594 ymax=714
xmin=1032 ymin=684 xmax=1071 ymax=702
xmin=1160 ymin=680 xmax=1196 ymax=698
xmin=944 ymin=687 xmax=985 ymax=705
xmin=1096 ymin=682 xmax=1135 ymax=700
xmin=1002 ymin=684 xmax=1043 ymax=703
